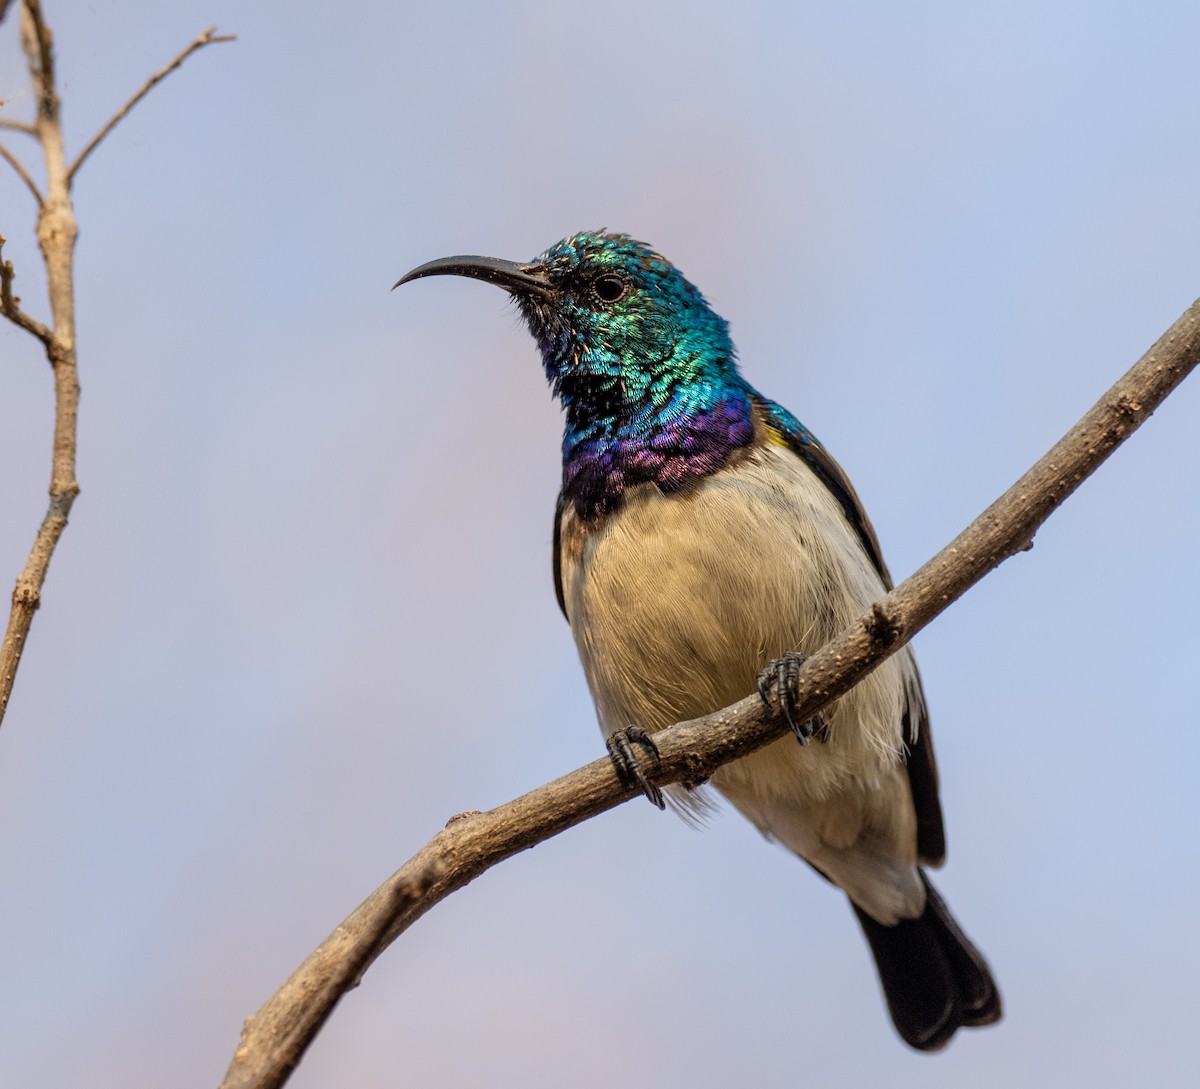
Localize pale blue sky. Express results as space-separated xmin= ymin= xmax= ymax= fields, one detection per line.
xmin=2 ymin=2 xmax=1198 ymax=1086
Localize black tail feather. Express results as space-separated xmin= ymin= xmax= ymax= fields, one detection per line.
xmin=852 ymin=871 xmax=1001 ymax=1051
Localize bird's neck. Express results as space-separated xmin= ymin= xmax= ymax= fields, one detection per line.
xmin=559 ymin=376 xmax=756 ymax=521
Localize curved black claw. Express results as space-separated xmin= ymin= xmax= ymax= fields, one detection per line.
xmin=606 ymin=726 xmax=665 ymax=809
xmin=757 ymin=651 xmax=825 ymax=745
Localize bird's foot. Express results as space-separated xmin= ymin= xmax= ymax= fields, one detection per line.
xmin=757 ymin=652 xmax=826 ymax=745
xmin=606 ymin=726 xmax=665 ymax=809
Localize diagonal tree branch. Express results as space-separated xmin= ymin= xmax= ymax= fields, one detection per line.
xmin=224 ymin=861 xmax=448 ymax=1089
xmin=218 ymin=297 xmax=1200 ymax=1089
xmin=67 ymin=25 xmax=235 ymax=182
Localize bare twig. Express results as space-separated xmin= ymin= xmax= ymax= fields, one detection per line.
xmin=0 ymin=118 xmax=38 ymax=136
xmin=0 ymin=140 xmax=43 ymax=203
xmin=22 ymin=1 xmax=54 ymax=120
xmin=68 ymin=25 xmax=236 ymax=182
xmin=0 ymin=235 xmax=52 ymax=344
xmin=218 ymin=298 xmax=1200 ymax=1089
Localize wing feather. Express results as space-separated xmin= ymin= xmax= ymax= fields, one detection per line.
xmin=754 ymin=396 xmax=945 ymax=865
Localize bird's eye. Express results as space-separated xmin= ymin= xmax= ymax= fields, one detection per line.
xmin=592 ymin=274 xmax=627 ymax=304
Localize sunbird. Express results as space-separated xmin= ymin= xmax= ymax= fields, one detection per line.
xmin=396 ymin=231 xmax=1000 ymax=1050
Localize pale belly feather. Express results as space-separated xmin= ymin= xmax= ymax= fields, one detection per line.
xmin=558 ymin=443 xmax=926 ymax=922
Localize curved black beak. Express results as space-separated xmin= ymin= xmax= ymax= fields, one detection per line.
xmin=393 ymin=255 xmax=555 ymax=299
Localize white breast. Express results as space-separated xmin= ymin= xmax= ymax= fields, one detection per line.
xmin=558 ymin=442 xmax=926 ymax=922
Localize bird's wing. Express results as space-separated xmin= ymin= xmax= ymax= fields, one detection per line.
xmin=756 ymin=397 xmax=892 ymax=583
xmin=553 ymin=489 xmax=568 ymax=620
xmin=755 ymin=396 xmax=946 ymax=865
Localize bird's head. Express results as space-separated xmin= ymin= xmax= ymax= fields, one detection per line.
xmin=398 ymin=231 xmax=757 ymax=517
xmin=396 ymin=231 xmax=737 ymax=421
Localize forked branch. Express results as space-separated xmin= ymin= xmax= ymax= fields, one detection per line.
xmin=0 ymin=4 xmax=232 ymax=728
xmin=218 ymin=299 xmax=1200 ymax=1089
